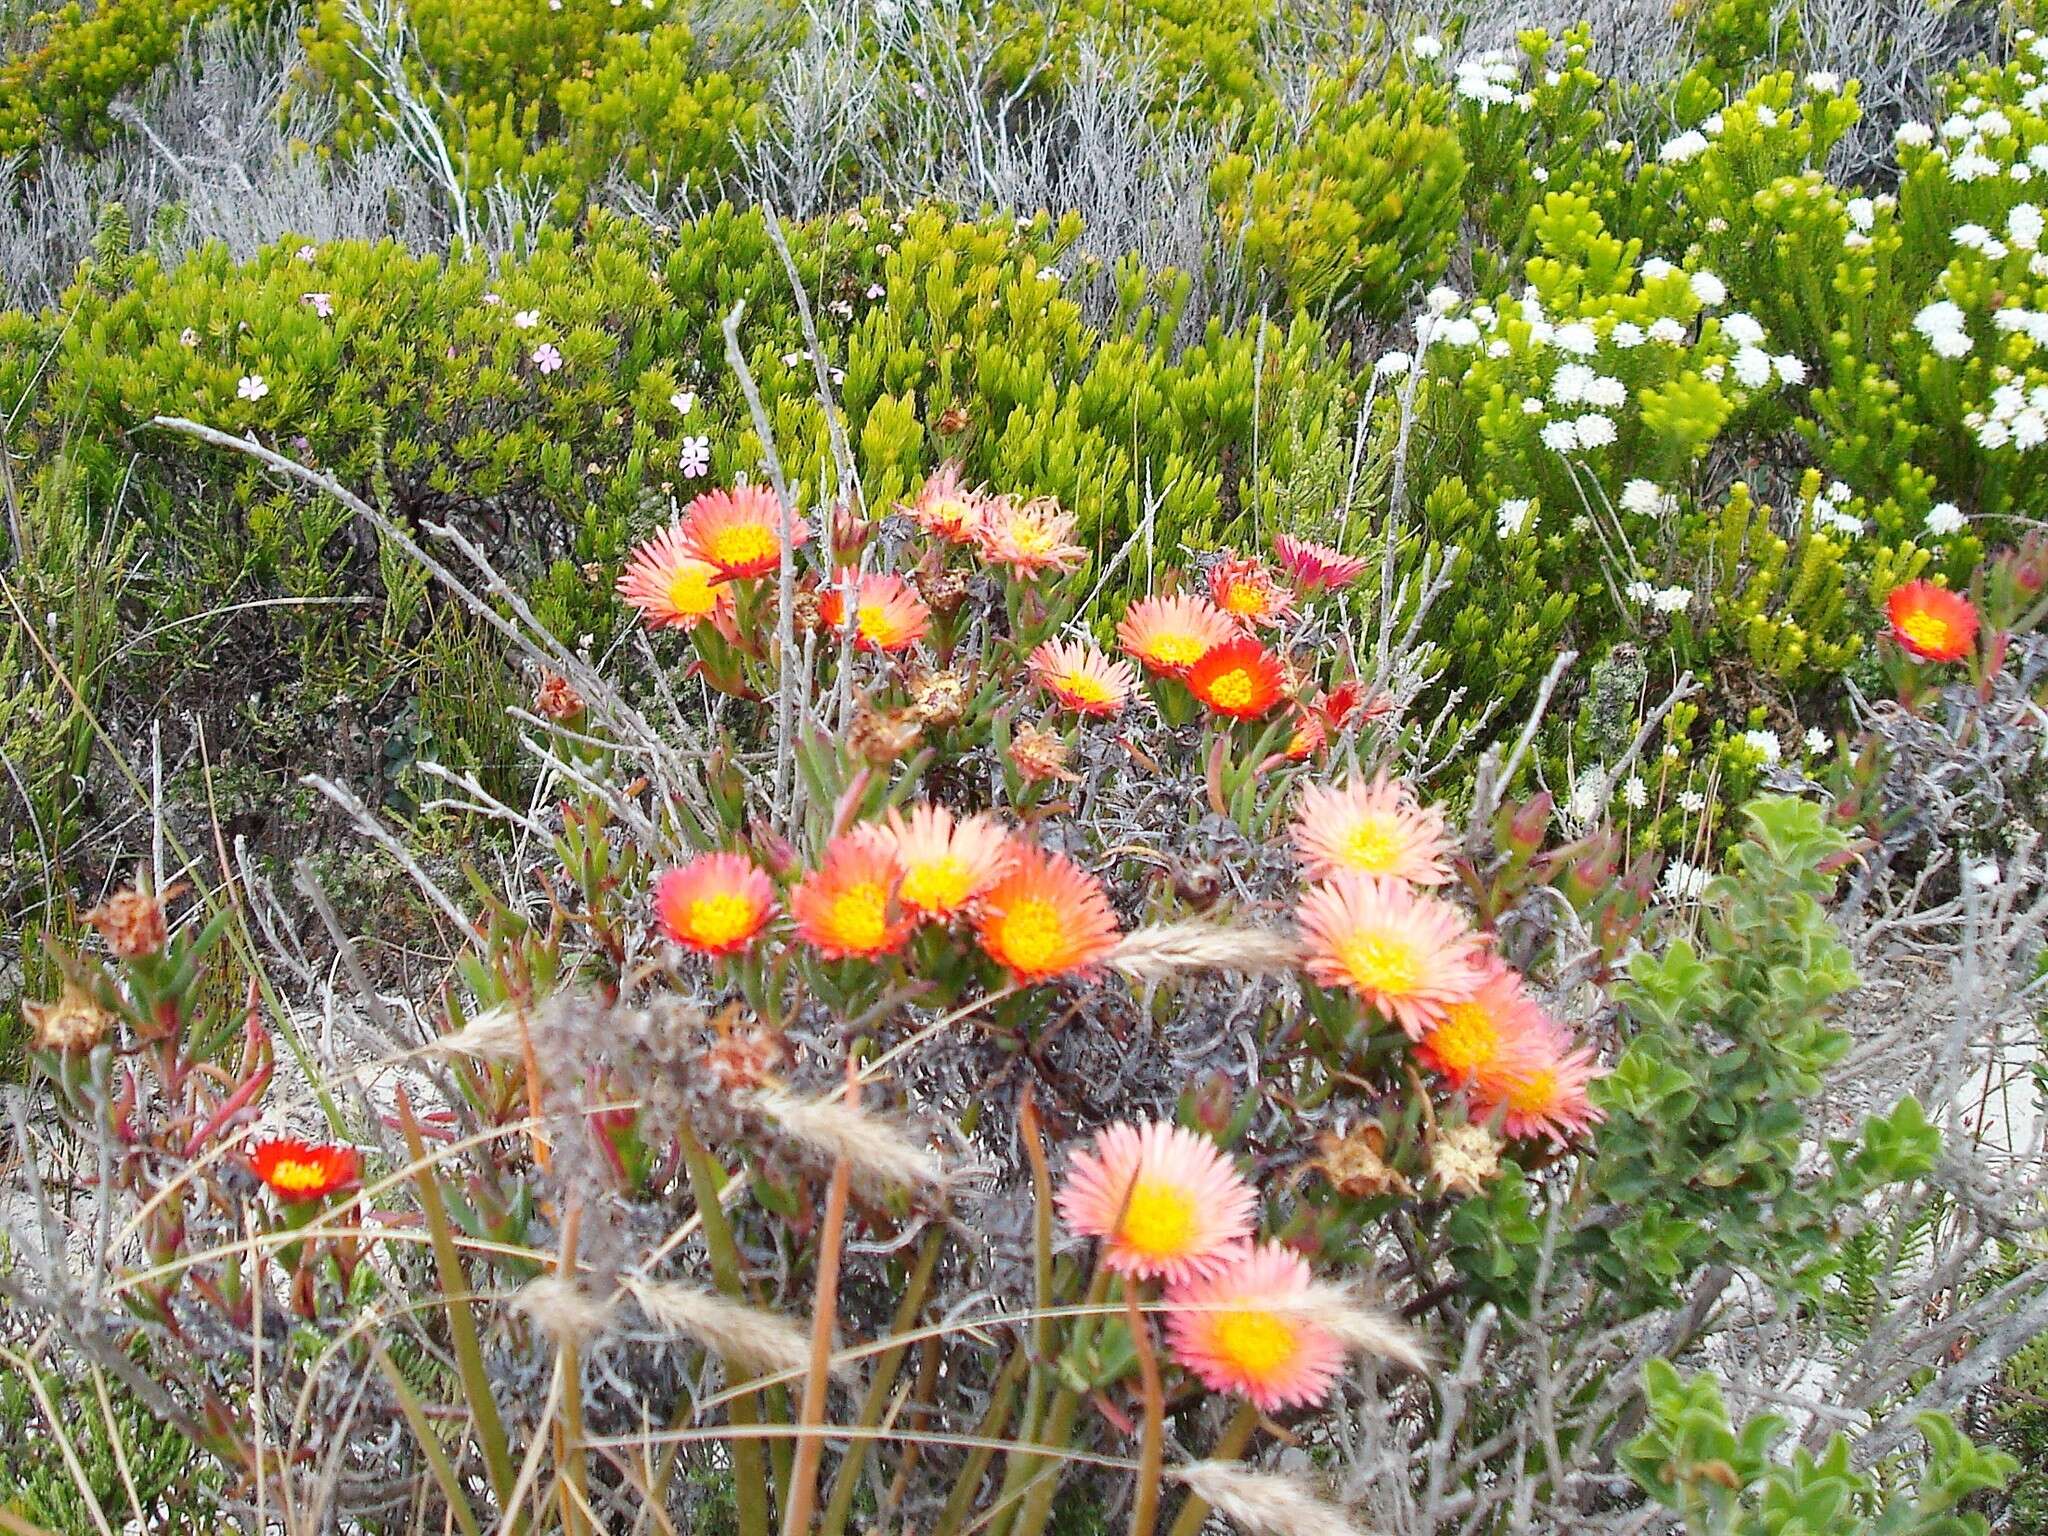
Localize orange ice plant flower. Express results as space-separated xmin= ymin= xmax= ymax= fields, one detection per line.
xmin=789 ymin=834 xmax=914 ymax=960
xmin=1186 ymin=637 xmax=1287 ymax=720
xmin=615 ymin=522 xmax=732 ymax=630
xmin=1118 ymin=595 xmax=1236 ymax=677
xmin=1887 ymin=580 xmax=1979 ymax=662
xmin=1296 ymin=873 xmax=1486 ymax=1038
xmin=901 ymin=462 xmax=986 ymax=543
xmin=974 ymin=842 xmax=1120 ymax=982
xmin=1291 ymin=773 xmax=1453 ymax=885
xmin=975 ymin=495 xmax=1087 ymax=575
xmin=1164 ymin=1241 xmax=1345 ymax=1412
xmin=818 ymin=570 xmax=932 ymax=651
xmin=250 ymin=1138 xmax=360 ymax=1203
xmin=1056 ymin=1119 xmax=1257 ymax=1283
xmin=864 ymin=804 xmax=1013 ymax=921
xmin=655 ymin=852 xmax=778 ymax=956
xmin=1030 ymin=638 xmax=1137 ymax=717
xmin=680 ymin=484 xmax=810 ymax=579
xmin=1207 ymin=556 xmax=1296 ymax=628
xmin=1272 ymin=533 xmax=1371 ymax=593
xmin=1415 ymin=956 xmax=1550 ymax=1097
xmin=1471 ymin=1018 xmax=1606 ymax=1147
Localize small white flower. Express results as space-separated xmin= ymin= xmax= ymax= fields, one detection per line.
xmin=1690 ymin=270 xmax=1728 ymax=306
xmin=1678 ymin=790 xmax=1707 ymax=813
xmin=1775 ymin=354 xmax=1809 ymax=384
xmin=1641 ymin=256 xmax=1676 ymax=281
xmin=1625 ymin=579 xmax=1656 ymax=604
xmin=1702 ymin=361 xmax=1727 ymax=383
xmin=1942 ymin=112 xmax=1976 ymax=139
xmin=2012 ymin=204 xmax=2045 ymax=251
xmin=236 ymin=374 xmax=268 ymax=401
xmin=1497 ymin=498 xmax=1535 ymax=537
xmin=671 ymin=390 xmax=696 ymax=415
xmin=2015 ymin=408 xmax=2048 ymax=449
xmin=1914 ymin=300 xmax=1973 ymax=357
xmin=1375 ymin=350 xmax=1413 ymax=378
xmin=1531 ymin=165 xmax=1550 ymax=183
xmin=179 ymin=327 xmax=199 ymax=347
xmin=1979 ymin=417 xmax=2014 ymax=449
xmin=1652 ymin=585 xmax=1693 ymax=614
xmin=1555 ymin=321 xmax=1599 ymax=355
xmin=1732 ymin=346 xmax=1775 ymax=387
xmin=1620 ymin=479 xmax=1666 ymax=515
xmin=1574 ymin=413 xmax=1617 ymax=447
xmin=1660 ymin=860 xmax=1711 ymax=901
xmin=1540 ymin=420 xmax=1580 ymax=452
xmin=1426 ymin=284 xmax=1461 ymax=314
xmin=1846 ymin=196 xmax=1875 ymax=230
xmin=1584 ymin=374 xmax=1628 ymax=408
xmin=1622 ymin=776 xmax=1648 ymax=809
xmin=1038 ymin=267 xmax=1064 ymax=283
xmin=1742 ymin=728 xmax=1782 ymax=763
xmin=1925 ymin=501 xmax=1967 ymax=535
xmin=1722 ymin=312 xmax=1767 ymax=346
xmin=1435 ymin=317 xmax=1481 ymax=347
xmin=1803 ymin=726 xmax=1830 ymax=755
xmin=1702 ymin=113 xmax=1725 ymax=135
xmin=1520 ymin=397 xmax=1544 ymax=414
xmin=1979 ymin=109 xmax=2013 ymax=138
xmin=1550 ymin=363 xmax=1596 ymax=403
xmin=1411 ymin=33 xmax=1443 ymax=58
xmin=1806 ymin=70 xmax=1841 ymax=92
xmin=1953 ymin=223 xmax=1995 ymax=249
xmin=1566 ymin=766 xmax=1609 ymax=829
xmin=1895 ymin=121 xmax=1935 ymax=148
xmin=680 ymin=435 xmax=711 ymax=478
xmin=513 ymin=308 xmax=541 ymax=329
xmin=1610 ymin=321 xmax=1645 ymax=348
xmin=1488 ymin=339 xmax=1513 ymax=358
xmin=1649 ymin=317 xmax=1687 ymax=344
xmin=1969 ymin=859 xmax=2002 ymax=887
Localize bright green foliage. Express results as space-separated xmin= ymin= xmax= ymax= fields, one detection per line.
xmin=302 ymin=0 xmax=761 ymax=211
xmin=987 ymin=0 xmax=1277 ymax=123
xmin=1212 ymin=66 xmax=1467 ymax=315
xmin=1623 ymin=1362 xmax=2013 ymax=1535
xmin=0 ymin=0 xmax=227 ymax=157
xmin=1588 ymin=797 xmax=1941 ymax=1309
xmin=0 ymin=1359 xmax=220 ymax=1530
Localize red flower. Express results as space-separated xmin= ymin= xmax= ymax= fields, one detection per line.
xmin=1886 ymin=580 xmax=1978 ymax=662
xmin=1185 ymin=638 xmax=1287 ymax=719
xmin=250 ymin=1138 xmax=360 ymax=1202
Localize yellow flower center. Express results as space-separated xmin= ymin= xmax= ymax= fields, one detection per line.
xmin=1339 ymin=931 xmax=1421 ymax=996
xmin=1118 ymin=1176 xmax=1198 ymax=1258
xmin=703 ymin=522 xmax=779 ymax=571
xmin=1899 ymin=610 xmax=1956 ymax=654
xmin=666 ymin=563 xmax=718 ymax=617
xmin=1506 ymin=1065 xmax=1559 ymax=1115
xmin=1212 ymin=1308 xmax=1299 ymax=1378
xmin=1427 ymin=1000 xmax=1499 ymax=1080
xmin=927 ymin=497 xmax=974 ymax=535
xmin=1147 ymin=632 xmax=1209 ymax=667
xmin=685 ymin=892 xmax=759 ymax=948
xmin=996 ymin=898 xmax=1069 ymax=973
xmin=266 ymin=1158 xmax=330 ymax=1196
xmin=1339 ymin=813 xmax=1404 ymax=873
xmin=1058 ymin=669 xmax=1114 ymax=706
xmin=901 ymin=856 xmax=973 ymax=915
xmin=1220 ymin=582 xmax=1267 ymax=616
xmin=829 ymin=881 xmax=891 ymax=951
xmin=1205 ymin=668 xmax=1257 ymax=711
xmin=1006 ymin=517 xmax=1055 ymax=555
xmin=856 ymin=601 xmax=898 ymax=645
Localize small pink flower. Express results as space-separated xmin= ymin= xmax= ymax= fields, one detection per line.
xmin=303 ymin=292 xmax=334 ymax=318
xmin=532 ymin=344 xmax=565 ymax=375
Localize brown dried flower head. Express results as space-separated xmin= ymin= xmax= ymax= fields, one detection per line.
xmin=908 ymin=667 xmax=971 ymax=729
xmin=790 ymin=586 xmax=823 ymax=634
xmin=1010 ymin=723 xmax=1079 ymax=784
xmin=916 ymin=567 xmax=970 ymax=616
xmin=935 ymin=403 xmax=971 ymax=435
xmin=535 ymin=670 xmax=586 ymax=722
xmin=1309 ymin=1124 xmax=1411 ymax=1199
xmin=1430 ymin=1120 xmax=1504 ymax=1198
xmin=85 ymin=873 xmax=176 ymax=959
xmin=704 ymin=1022 xmax=789 ymax=1094
xmin=24 ymin=976 xmax=111 ymax=1054
xmin=850 ymin=706 xmax=924 ymax=765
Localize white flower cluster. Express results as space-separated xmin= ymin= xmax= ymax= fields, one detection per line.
xmin=1453 ymin=49 xmax=1521 ymax=108
xmin=1742 ymin=728 xmax=1782 ymax=763
xmin=1926 ymin=500 xmax=1968 ymax=536
xmin=1496 ymin=498 xmax=1535 ymax=538
xmin=1966 ymin=380 xmax=2048 ymax=449
xmin=1625 ymin=579 xmax=1695 ymax=613
xmin=1913 ymin=299 xmax=1973 ymax=358
xmin=1806 ymin=479 xmax=1863 ymax=536
xmin=1659 ymin=860 xmax=1711 ymax=902
xmin=1620 ymin=478 xmax=1677 ymax=517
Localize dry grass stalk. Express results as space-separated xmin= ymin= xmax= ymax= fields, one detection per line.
xmin=515 ymin=1274 xmax=616 ymax=1346
xmin=1107 ymin=922 xmax=1303 ymax=985
xmin=1283 ymin=1284 xmax=1430 ymax=1374
xmin=748 ymin=1088 xmax=942 ymax=1192
xmin=624 ymin=1278 xmax=823 ymax=1381
xmin=1170 ymin=1461 xmax=1362 ymax=1536
xmin=424 ymin=1005 xmax=526 ymax=1063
